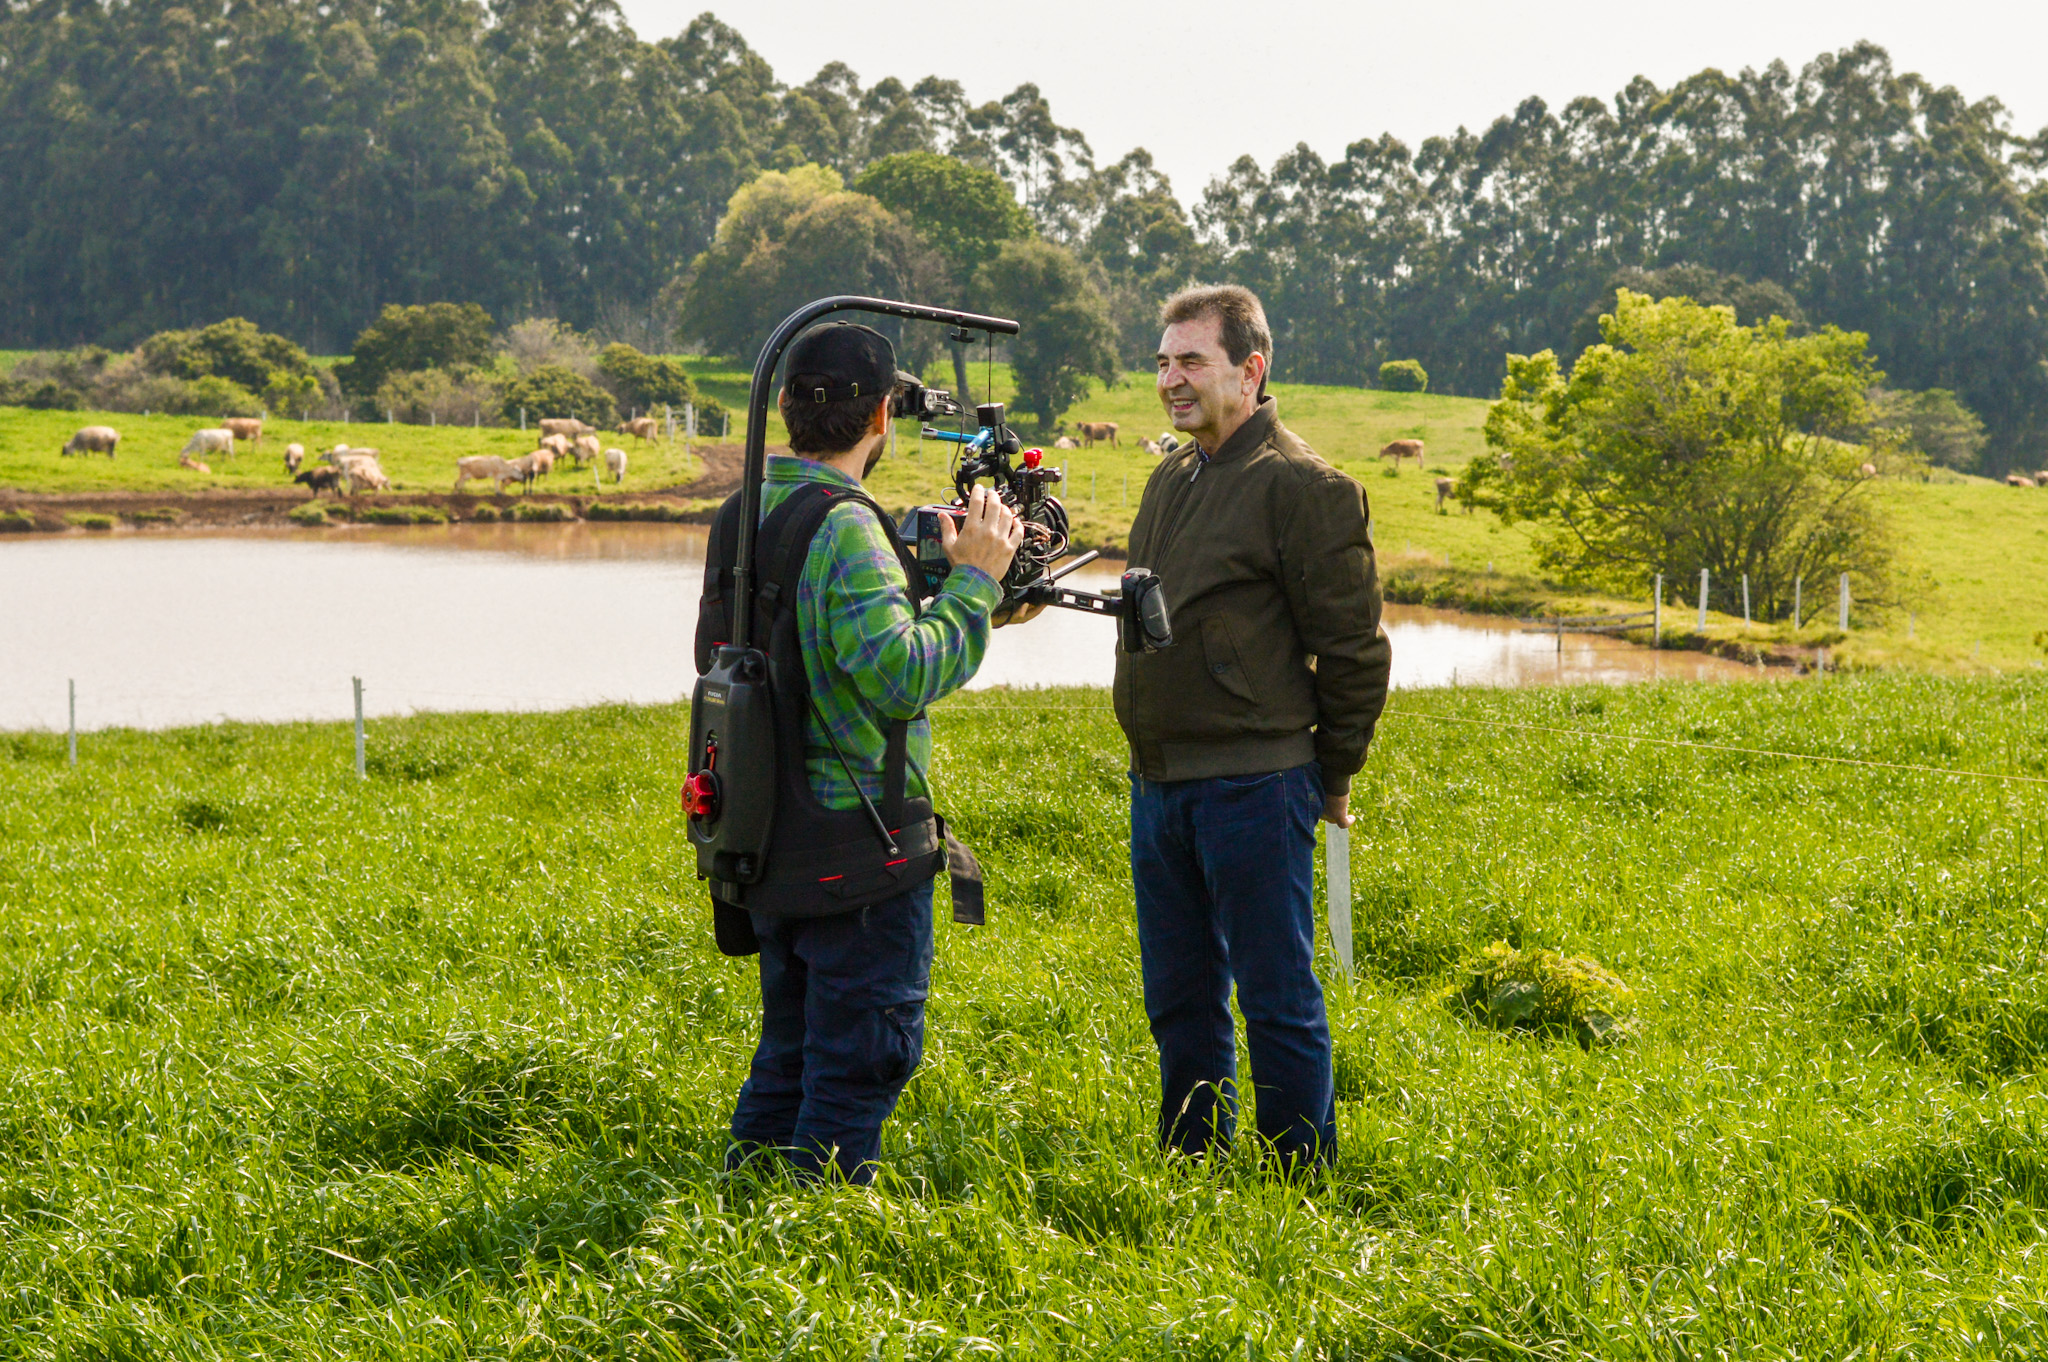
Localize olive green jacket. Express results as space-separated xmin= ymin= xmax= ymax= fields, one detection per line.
xmin=1113 ymin=398 xmax=1392 ymax=795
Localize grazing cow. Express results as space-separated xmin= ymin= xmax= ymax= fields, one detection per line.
xmin=178 ymin=452 xmax=211 ymax=474
xmin=1156 ymin=432 xmax=1181 ymax=454
xmin=1379 ymin=438 xmax=1425 ymax=469
xmin=180 ymin=428 xmax=234 ymax=463
xmin=1076 ymin=421 xmax=1119 ymax=448
xmin=295 ymin=467 xmax=344 ymax=497
xmin=617 ymin=417 xmax=658 ymax=443
xmin=222 ymin=417 xmax=262 ymax=446
xmin=530 ymin=447 xmax=557 ymax=478
xmin=2035 ymin=471 xmax=2048 ymax=486
xmin=538 ymin=433 xmax=570 ymax=459
xmin=572 ymin=433 xmax=601 ymax=468
xmin=283 ymin=442 xmax=305 ymax=474
xmin=603 ymin=446 xmax=628 ymax=484
xmin=324 ymin=443 xmax=383 ymax=465
xmin=1138 ymin=438 xmax=1161 ymax=456
xmin=1860 ymin=462 xmax=1878 ymax=478
xmin=2010 ymin=473 xmax=2038 ymax=488
xmin=340 ymin=458 xmax=390 ymax=493
xmin=454 ymin=455 xmax=525 ymax=494
xmin=1051 ymin=436 xmax=1079 ymax=450
xmin=61 ymin=425 xmax=119 ymax=458
xmin=1435 ymin=476 xmax=1456 ymax=513
xmin=502 ymin=453 xmax=541 ymax=493
xmin=538 ymin=417 xmax=595 ymax=441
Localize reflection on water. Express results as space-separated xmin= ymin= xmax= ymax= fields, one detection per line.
xmin=2 ymin=523 xmax=1761 ymax=731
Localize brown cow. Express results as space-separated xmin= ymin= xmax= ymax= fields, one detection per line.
xmin=572 ymin=433 xmax=602 ymax=468
xmin=538 ymin=433 xmax=571 ymax=459
xmin=1075 ymin=421 xmax=1118 ymax=448
xmin=1380 ymin=439 xmax=1425 ymax=469
xmin=61 ymin=425 xmax=119 ymax=458
xmin=538 ymin=417 xmax=594 ymax=441
xmin=1434 ymin=476 xmax=1456 ymax=513
xmin=617 ymin=416 xmax=658 ymax=444
xmin=223 ymin=417 xmax=263 ymax=445
xmin=295 ymin=466 xmax=344 ymax=497
xmin=2010 ymin=473 xmax=2039 ymax=488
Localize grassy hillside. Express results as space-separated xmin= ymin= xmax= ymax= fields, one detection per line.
xmin=3 ymin=678 xmax=2046 ymax=1355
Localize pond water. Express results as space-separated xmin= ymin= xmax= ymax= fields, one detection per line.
xmin=1 ymin=524 xmax=1759 ymax=731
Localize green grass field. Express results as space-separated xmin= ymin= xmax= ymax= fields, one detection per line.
xmin=4 ymin=677 xmax=2047 ymax=1356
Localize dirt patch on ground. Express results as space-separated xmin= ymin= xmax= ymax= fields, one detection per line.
xmin=0 ymin=442 xmax=765 ymax=531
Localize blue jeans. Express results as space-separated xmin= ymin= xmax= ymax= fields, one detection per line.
xmin=728 ymin=881 xmax=934 ymax=1184
xmin=1130 ymin=764 xmax=1336 ymax=1166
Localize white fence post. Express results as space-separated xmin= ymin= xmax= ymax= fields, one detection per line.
xmin=665 ymin=403 xmax=673 ymax=444
xmin=1793 ymin=576 xmax=1803 ymax=630
xmin=1327 ymin=823 xmax=1353 ymax=979
xmin=1653 ymin=573 xmax=1663 ymax=644
xmin=1698 ymin=568 xmax=1709 ymax=630
xmin=1742 ymin=573 xmax=1751 ymax=627
xmin=1838 ymin=573 xmax=1851 ymax=630
xmin=353 ymin=677 xmax=365 ymax=780
xmin=67 ymin=679 xmax=76 ymax=767
xmin=520 ymin=407 xmax=526 ymax=432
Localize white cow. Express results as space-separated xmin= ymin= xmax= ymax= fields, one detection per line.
xmin=602 ymin=446 xmax=628 ymax=484
xmin=454 ymin=455 xmax=525 ymax=494
xmin=180 ymin=428 xmax=234 ymax=463
xmin=62 ymin=425 xmax=119 ymax=458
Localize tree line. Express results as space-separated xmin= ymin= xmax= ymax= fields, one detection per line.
xmin=2 ymin=2 xmax=2044 ymax=465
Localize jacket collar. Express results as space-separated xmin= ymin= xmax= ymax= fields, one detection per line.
xmin=1197 ymin=397 xmax=1278 ymax=466
xmin=766 ymin=452 xmax=863 ymax=491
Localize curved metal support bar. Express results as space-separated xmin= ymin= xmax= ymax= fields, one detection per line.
xmin=730 ymin=296 xmax=1020 ymax=648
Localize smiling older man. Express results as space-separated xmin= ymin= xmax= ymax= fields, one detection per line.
xmin=1114 ymin=284 xmax=1392 ymax=1170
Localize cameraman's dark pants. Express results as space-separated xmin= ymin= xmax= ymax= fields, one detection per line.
xmin=727 ymin=880 xmax=934 ymax=1185
xmin=1130 ymin=764 xmax=1336 ymax=1167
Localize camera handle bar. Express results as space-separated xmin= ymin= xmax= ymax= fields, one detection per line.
xmin=732 ymin=296 xmax=1021 ymax=649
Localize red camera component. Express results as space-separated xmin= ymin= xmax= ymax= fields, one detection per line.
xmin=684 ymin=770 xmax=721 ymax=820
xmin=1022 ymin=448 xmax=1043 ymax=468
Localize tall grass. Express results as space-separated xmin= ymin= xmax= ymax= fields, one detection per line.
xmin=2 ymin=675 xmax=2046 ymax=1355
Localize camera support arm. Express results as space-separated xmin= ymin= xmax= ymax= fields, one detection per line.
xmin=733 ymin=296 xmax=1021 ymax=648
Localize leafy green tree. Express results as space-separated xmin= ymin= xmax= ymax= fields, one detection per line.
xmin=1865 ymin=388 xmax=1987 ymax=472
xmin=597 ymin=343 xmax=696 ymax=412
xmin=854 ymin=152 xmax=1032 ymax=399
xmin=973 ymin=240 xmax=1118 ymax=429
xmin=1469 ymin=292 xmax=1899 ymax=618
xmin=501 ymin=365 xmax=617 ymax=427
xmin=340 ymin=303 xmax=496 ymax=397
xmin=1379 ymin=360 xmax=1428 ymax=392
xmin=1569 ymin=265 xmax=1805 ymax=356
xmin=138 ymin=319 xmax=315 ymax=395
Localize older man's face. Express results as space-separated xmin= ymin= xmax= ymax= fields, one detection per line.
xmin=1157 ymin=315 xmax=1259 ymax=444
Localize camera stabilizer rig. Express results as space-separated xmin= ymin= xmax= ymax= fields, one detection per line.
xmin=901 ymin=401 xmax=1173 ymax=654
xmin=688 ymin=295 xmax=1171 ymax=887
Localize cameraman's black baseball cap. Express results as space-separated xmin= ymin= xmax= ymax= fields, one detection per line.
xmin=784 ymin=322 xmax=895 ymax=404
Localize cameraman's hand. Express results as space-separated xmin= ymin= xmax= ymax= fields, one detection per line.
xmin=940 ymin=485 xmax=1023 ymax=585
xmin=991 ymin=600 xmax=1047 ymax=628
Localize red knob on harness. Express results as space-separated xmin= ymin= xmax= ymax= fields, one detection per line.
xmin=683 ymin=770 xmax=720 ymax=820
xmin=1022 ymin=447 xmax=1043 ymax=468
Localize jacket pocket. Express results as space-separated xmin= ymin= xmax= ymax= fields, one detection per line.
xmin=1200 ymin=615 xmax=1259 ymax=704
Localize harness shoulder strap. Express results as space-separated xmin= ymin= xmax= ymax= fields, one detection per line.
xmin=694 ymin=491 xmax=746 ymax=675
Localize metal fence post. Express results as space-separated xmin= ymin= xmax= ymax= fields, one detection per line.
xmin=1698 ymin=568 xmax=1709 ymax=630
xmin=1838 ymin=573 xmax=1851 ymax=630
xmin=1793 ymin=576 xmax=1803 ymax=630
xmin=1742 ymin=573 xmax=1751 ymax=626
xmin=1653 ymin=573 xmax=1663 ymax=644
xmin=353 ymin=677 xmax=365 ymax=779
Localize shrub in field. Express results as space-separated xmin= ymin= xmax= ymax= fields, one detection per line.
xmin=1379 ymin=359 xmax=1429 ymax=392
xmin=0 ymin=508 xmax=38 ymax=532
xmin=184 ymin=374 xmax=263 ymax=417
xmin=974 ymin=239 xmax=1118 ymax=430
xmin=138 ymin=317 xmax=316 ymax=396
xmin=1865 ymin=387 xmax=1988 ymax=472
xmin=500 ymin=365 xmax=615 ymax=428
xmin=596 ymin=343 xmax=694 ymax=413
xmin=375 ymin=367 xmax=504 ymax=426
xmin=1447 ymin=942 xmax=1634 ymax=1045
xmin=470 ymin=504 xmax=502 ymax=522
xmin=65 ymin=512 xmax=114 ymax=530
xmin=501 ymin=318 xmax=598 ymax=378
xmin=511 ymin=501 xmax=574 ymax=522
xmin=340 ymin=302 xmax=496 ymax=397
xmin=288 ymin=502 xmax=331 ymax=526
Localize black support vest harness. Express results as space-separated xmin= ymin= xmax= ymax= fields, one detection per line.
xmin=693 ymin=481 xmax=982 ymax=954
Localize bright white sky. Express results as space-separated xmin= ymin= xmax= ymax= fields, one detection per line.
xmin=614 ymin=0 xmax=2048 ymax=201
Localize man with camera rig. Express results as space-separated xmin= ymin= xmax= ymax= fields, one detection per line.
xmin=710 ymin=322 xmax=1023 ymax=1185
xmin=1118 ymin=284 xmax=1391 ymax=1170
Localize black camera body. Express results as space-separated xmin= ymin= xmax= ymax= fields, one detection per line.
xmin=899 ymin=402 xmax=1171 ymax=653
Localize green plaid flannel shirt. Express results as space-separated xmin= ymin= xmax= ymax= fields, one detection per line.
xmin=762 ymin=455 xmax=1001 ymax=811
